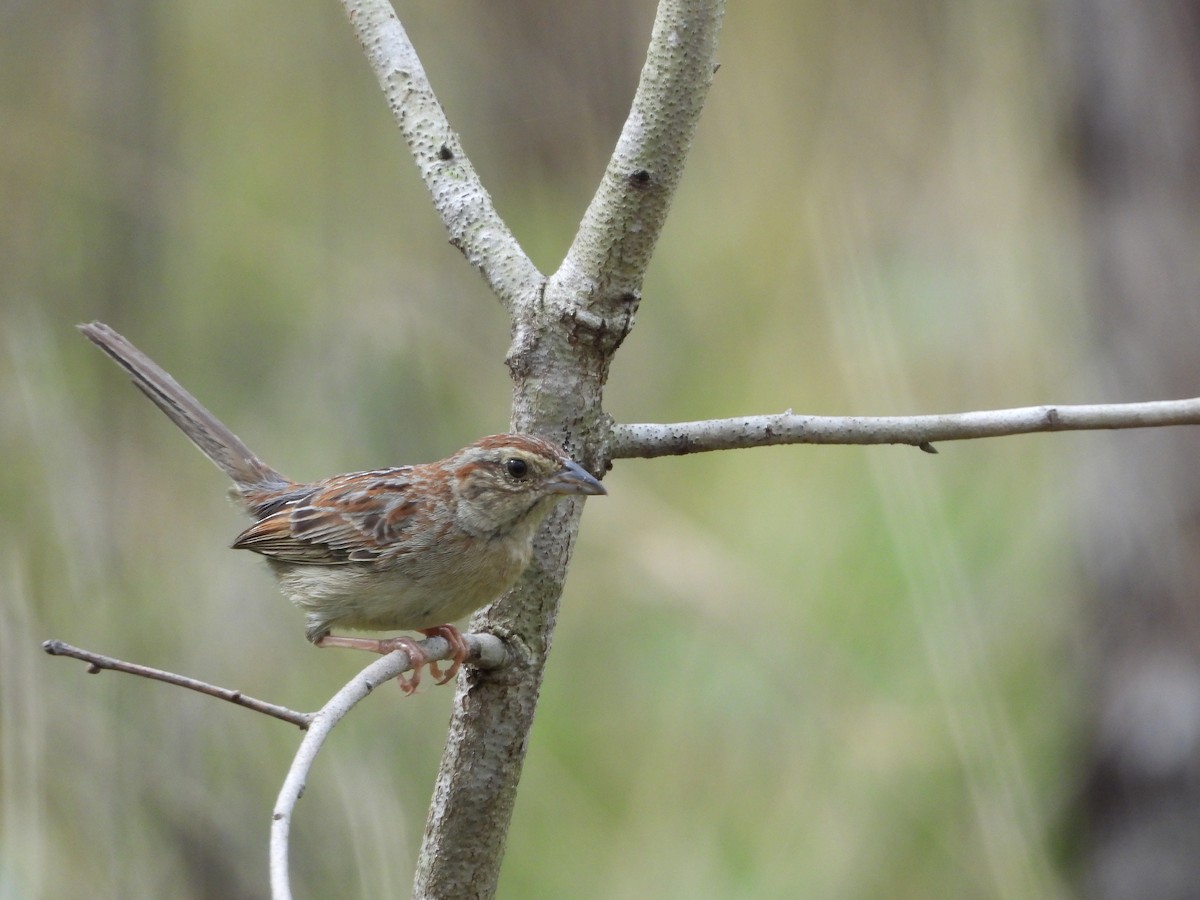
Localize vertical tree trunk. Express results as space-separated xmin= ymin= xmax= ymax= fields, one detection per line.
xmin=1059 ymin=4 xmax=1200 ymax=897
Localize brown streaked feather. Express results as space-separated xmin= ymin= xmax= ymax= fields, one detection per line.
xmin=78 ymin=322 xmax=285 ymax=492
xmin=233 ymin=468 xmax=424 ymax=565
xmin=231 ymin=510 xmax=346 ymax=564
xmin=80 ymin=322 xmax=608 ymax=653
xmin=470 ymin=433 xmax=565 ymax=458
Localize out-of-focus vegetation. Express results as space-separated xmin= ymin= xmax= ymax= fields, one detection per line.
xmin=3 ymin=2 xmax=1092 ymax=896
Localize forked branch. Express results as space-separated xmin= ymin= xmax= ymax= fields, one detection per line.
xmin=47 ymin=633 xmax=509 ymax=900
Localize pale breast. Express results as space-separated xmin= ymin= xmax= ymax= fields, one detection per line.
xmin=271 ymin=528 xmax=535 ymax=640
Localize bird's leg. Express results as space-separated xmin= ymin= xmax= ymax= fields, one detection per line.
xmin=418 ymin=625 xmax=469 ymax=684
xmin=315 ymin=633 xmax=429 ymax=694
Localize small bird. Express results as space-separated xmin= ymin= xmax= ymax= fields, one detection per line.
xmin=79 ymin=322 xmax=605 ymax=691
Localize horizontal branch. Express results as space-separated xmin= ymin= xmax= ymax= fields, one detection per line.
xmin=608 ymin=397 xmax=1200 ymax=459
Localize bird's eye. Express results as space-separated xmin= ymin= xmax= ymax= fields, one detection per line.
xmin=505 ymin=457 xmax=529 ymax=479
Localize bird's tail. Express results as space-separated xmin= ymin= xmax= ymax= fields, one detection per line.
xmin=79 ymin=322 xmax=286 ymax=492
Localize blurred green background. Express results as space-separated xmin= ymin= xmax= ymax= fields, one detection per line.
xmin=0 ymin=2 xmax=1114 ymax=897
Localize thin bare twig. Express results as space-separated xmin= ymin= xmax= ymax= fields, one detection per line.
xmin=43 ymin=639 xmax=312 ymax=728
xmin=43 ymin=634 xmax=510 ymax=733
xmin=46 ymin=633 xmax=510 ymax=900
xmin=608 ymin=397 xmax=1200 ymax=460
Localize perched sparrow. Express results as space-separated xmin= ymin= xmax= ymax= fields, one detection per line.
xmin=79 ymin=322 xmax=605 ymax=691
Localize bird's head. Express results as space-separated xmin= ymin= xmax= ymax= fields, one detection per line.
xmin=449 ymin=434 xmax=605 ymax=538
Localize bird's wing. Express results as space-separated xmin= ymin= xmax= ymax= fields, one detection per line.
xmin=232 ymin=468 xmax=426 ymax=564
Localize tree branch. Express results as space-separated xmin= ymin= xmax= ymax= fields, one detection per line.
xmin=268 ymin=648 xmax=496 ymax=900
xmin=522 ymin=0 xmax=728 ymax=393
xmin=337 ymin=0 xmax=543 ymax=308
xmin=43 ymin=634 xmax=509 ymax=730
xmin=47 ymin=633 xmax=509 ymax=899
xmin=549 ymin=0 xmax=726 ymax=317
xmin=413 ymin=4 xmax=727 ymax=899
xmin=43 ymin=639 xmax=312 ymax=728
xmin=608 ymin=397 xmax=1200 ymax=459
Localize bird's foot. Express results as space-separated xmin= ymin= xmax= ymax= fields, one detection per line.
xmin=315 ymin=633 xmax=431 ymax=694
xmin=418 ymin=625 xmax=470 ymax=685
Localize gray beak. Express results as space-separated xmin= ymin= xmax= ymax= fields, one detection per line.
xmin=546 ymin=459 xmax=607 ymax=496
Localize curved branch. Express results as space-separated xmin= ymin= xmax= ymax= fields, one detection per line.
xmin=609 ymin=397 xmax=1200 ymax=459
xmin=269 ymin=632 xmax=508 ymax=900
xmin=338 ymin=0 xmax=542 ymax=307
xmin=270 ymin=651 xmax=409 ymax=900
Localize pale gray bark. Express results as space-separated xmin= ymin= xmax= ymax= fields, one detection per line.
xmin=339 ymin=0 xmax=542 ymax=311
xmin=336 ymin=2 xmax=727 ymax=897
xmin=609 ymin=399 xmax=1200 ymax=459
xmin=252 ymin=2 xmax=1200 ymax=897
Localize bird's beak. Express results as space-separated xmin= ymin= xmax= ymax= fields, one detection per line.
xmin=546 ymin=459 xmax=607 ymax=496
